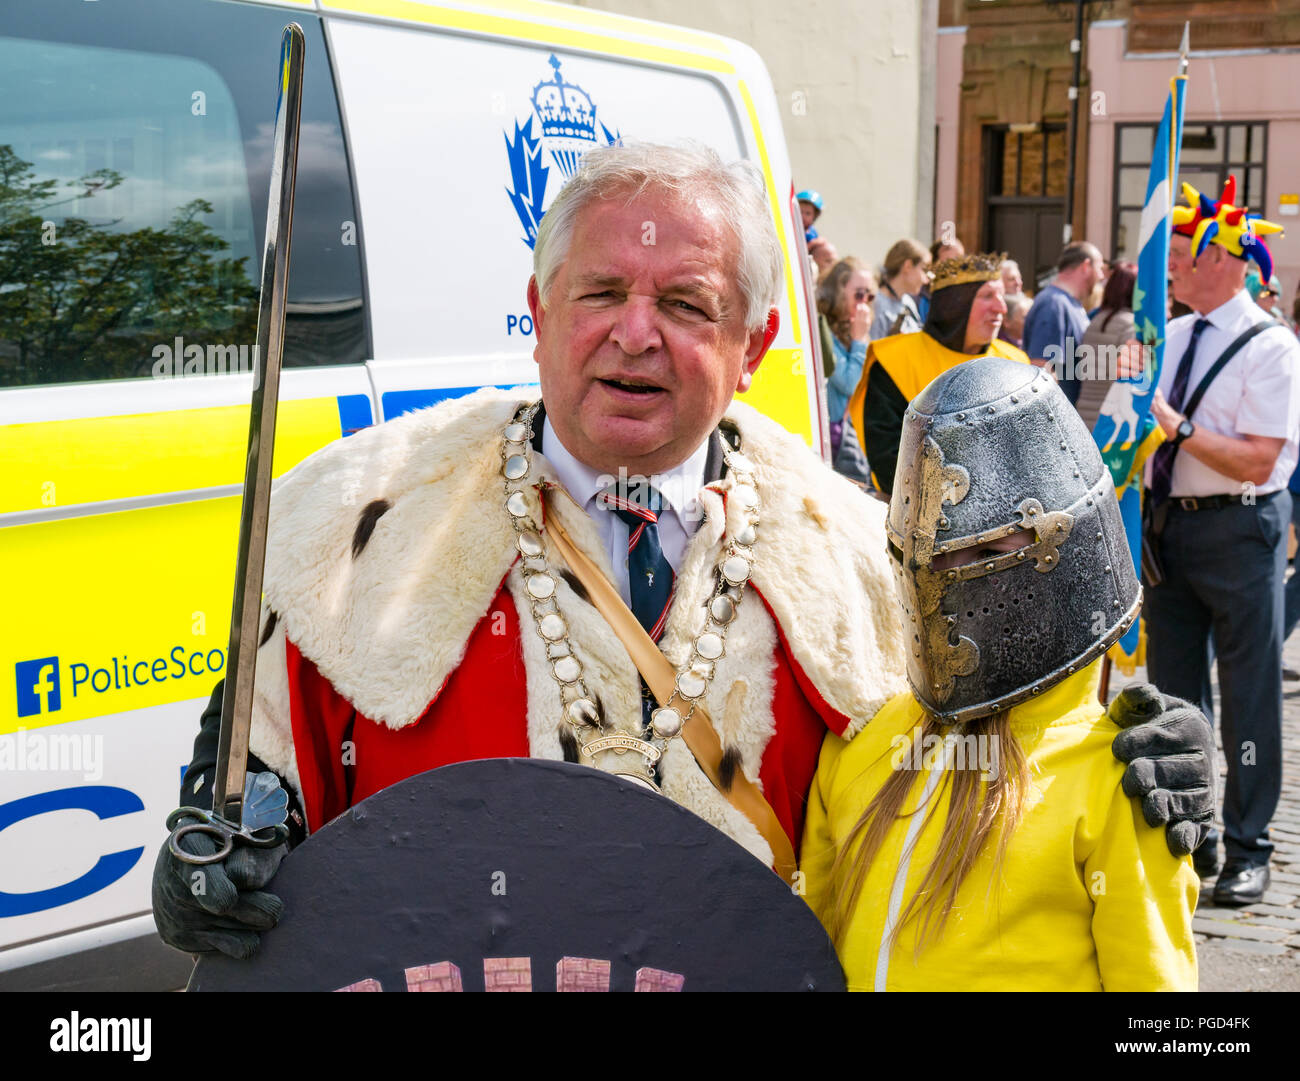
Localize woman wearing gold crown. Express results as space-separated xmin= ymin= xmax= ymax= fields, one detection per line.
xmin=847 ymin=253 xmax=1028 ymax=494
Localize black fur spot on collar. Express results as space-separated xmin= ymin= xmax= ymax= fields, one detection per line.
xmin=352 ymin=499 xmax=392 ymax=559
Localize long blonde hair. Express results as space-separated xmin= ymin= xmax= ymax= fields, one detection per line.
xmin=824 ymin=708 xmax=1031 ymax=954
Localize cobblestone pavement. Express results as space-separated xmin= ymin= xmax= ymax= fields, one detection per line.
xmin=1107 ymin=619 xmax=1300 ymax=992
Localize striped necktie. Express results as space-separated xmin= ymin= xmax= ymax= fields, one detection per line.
xmin=1149 ymin=317 xmax=1212 ymax=507
xmin=599 ymin=481 xmax=676 ymax=642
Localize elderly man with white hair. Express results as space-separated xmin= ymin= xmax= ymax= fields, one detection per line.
xmin=1000 ymin=258 xmax=1024 ymax=298
xmin=152 ymin=143 xmax=1217 ymax=961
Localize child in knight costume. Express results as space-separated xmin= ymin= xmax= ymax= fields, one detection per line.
xmin=802 ymin=355 xmax=1199 ymax=991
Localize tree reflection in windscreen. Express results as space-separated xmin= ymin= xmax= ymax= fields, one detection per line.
xmin=0 ymin=145 xmax=258 ymax=387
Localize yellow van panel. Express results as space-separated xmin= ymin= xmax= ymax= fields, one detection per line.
xmin=2 ymin=496 xmax=241 ymax=735
xmin=323 ymin=0 xmax=735 ymax=73
xmin=1 ymin=397 xmax=343 ymax=515
xmin=738 ymin=80 xmax=800 ymax=348
xmin=742 ymin=347 xmax=812 ymax=447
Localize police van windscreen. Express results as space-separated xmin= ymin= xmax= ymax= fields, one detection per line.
xmin=0 ymin=0 xmax=369 ymax=389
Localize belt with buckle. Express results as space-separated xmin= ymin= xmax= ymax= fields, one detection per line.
xmin=1172 ymin=491 xmax=1280 ymax=512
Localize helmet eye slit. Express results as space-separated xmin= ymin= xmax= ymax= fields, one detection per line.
xmin=930 ymin=527 xmax=1036 ymax=573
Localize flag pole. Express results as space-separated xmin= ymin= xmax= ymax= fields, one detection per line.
xmin=1099 ymin=23 xmax=1190 ymax=706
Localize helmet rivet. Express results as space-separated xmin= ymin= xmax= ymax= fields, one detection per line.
xmin=956 ymin=412 xmax=966 ymax=421
xmin=1087 ymin=498 xmax=1094 ymax=505
xmin=1096 ymin=531 xmax=1103 ymax=540
xmin=1047 ymin=412 xmax=1053 ymax=420
xmin=987 ymin=406 xmax=995 ymax=414
xmin=1016 ymin=551 xmax=1025 ymax=560
xmin=1060 ymin=442 xmax=1068 ymax=450
xmin=1073 ymin=470 xmax=1080 ymax=478
xmin=1104 ymin=565 xmax=1112 ymax=573
xmin=948 ymin=570 xmax=956 ymax=579
xmin=1045 ymin=555 xmax=1053 ymax=563
xmin=985 ymin=562 xmax=994 ymax=571
xmin=1010 ymin=395 xmax=1018 ymax=403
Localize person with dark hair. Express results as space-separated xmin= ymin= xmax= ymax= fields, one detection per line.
xmin=1023 ymin=241 xmax=1106 ymax=406
xmin=916 ymin=236 xmax=964 ymax=324
xmin=846 ymin=252 xmax=1029 ymax=494
xmin=1075 ymin=260 xmax=1138 ymax=429
xmin=929 ymin=236 xmax=964 ymax=264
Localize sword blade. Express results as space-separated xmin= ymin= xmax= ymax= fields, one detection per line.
xmin=212 ymin=24 xmax=306 ymax=827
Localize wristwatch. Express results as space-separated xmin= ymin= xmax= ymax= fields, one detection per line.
xmin=1172 ymin=418 xmax=1195 ymax=447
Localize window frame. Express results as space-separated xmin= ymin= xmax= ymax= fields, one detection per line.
xmin=1110 ymin=119 xmax=1269 ymax=263
xmin=0 ymin=0 xmax=372 ymax=388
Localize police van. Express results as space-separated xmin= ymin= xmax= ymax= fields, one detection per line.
xmin=0 ymin=0 xmax=826 ymax=988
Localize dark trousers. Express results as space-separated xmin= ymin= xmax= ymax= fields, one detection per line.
xmin=1145 ymin=490 xmax=1290 ymax=867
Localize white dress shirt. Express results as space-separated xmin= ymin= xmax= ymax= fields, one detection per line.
xmin=541 ymin=420 xmax=711 ymax=605
xmin=1146 ymin=288 xmax=1300 ymax=496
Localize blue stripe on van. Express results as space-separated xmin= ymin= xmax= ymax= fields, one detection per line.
xmin=336 ymin=394 xmax=373 ymax=437
xmin=381 ymin=384 xmax=539 ymax=421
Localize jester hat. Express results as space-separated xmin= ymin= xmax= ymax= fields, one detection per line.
xmin=1172 ymin=176 xmax=1284 ymax=281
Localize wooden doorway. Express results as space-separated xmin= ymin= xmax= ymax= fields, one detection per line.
xmin=983 ymin=124 xmax=1067 ymax=292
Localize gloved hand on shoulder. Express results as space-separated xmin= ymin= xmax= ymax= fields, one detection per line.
xmin=1108 ymin=682 xmax=1216 ymax=857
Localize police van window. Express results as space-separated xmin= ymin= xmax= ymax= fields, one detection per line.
xmin=0 ymin=0 xmax=367 ymax=388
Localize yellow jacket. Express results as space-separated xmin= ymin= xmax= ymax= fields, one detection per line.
xmin=801 ymin=661 xmax=1198 ymax=991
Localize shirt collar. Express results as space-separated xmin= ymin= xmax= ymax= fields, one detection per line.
xmin=1198 ymin=287 xmax=1255 ymax=330
xmin=540 ymin=417 xmax=712 ymax=526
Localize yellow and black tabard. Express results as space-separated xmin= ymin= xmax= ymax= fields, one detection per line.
xmin=848 ymin=331 xmax=1029 ymax=491
xmin=800 ymin=660 xmax=1199 ymax=992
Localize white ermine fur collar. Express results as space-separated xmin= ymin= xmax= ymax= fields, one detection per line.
xmin=250 ymin=387 xmax=907 ymax=851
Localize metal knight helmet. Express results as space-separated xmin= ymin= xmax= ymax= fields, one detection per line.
xmin=886 ymin=356 xmax=1141 ymax=724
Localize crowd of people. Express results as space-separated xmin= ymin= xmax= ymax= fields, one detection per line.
xmin=804 ymin=179 xmax=1300 ymax=912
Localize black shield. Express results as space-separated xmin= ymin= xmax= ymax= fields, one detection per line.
xmin=189 ymin=758 xmax=844 ymax=991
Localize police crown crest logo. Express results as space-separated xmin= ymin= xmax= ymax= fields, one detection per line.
xmin=505 ymin=54 xmax=621 ymax=248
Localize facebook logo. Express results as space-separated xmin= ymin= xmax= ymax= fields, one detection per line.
xmin=16 ymin=658 xmax=61 ymax=718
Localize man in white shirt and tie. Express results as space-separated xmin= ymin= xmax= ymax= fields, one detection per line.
xmin=1145 ymin=179 xmax=1300 ymax=905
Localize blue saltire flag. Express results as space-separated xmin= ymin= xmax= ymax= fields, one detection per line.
xmin=1091 ymin=70 xmax=1186 ymax=670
